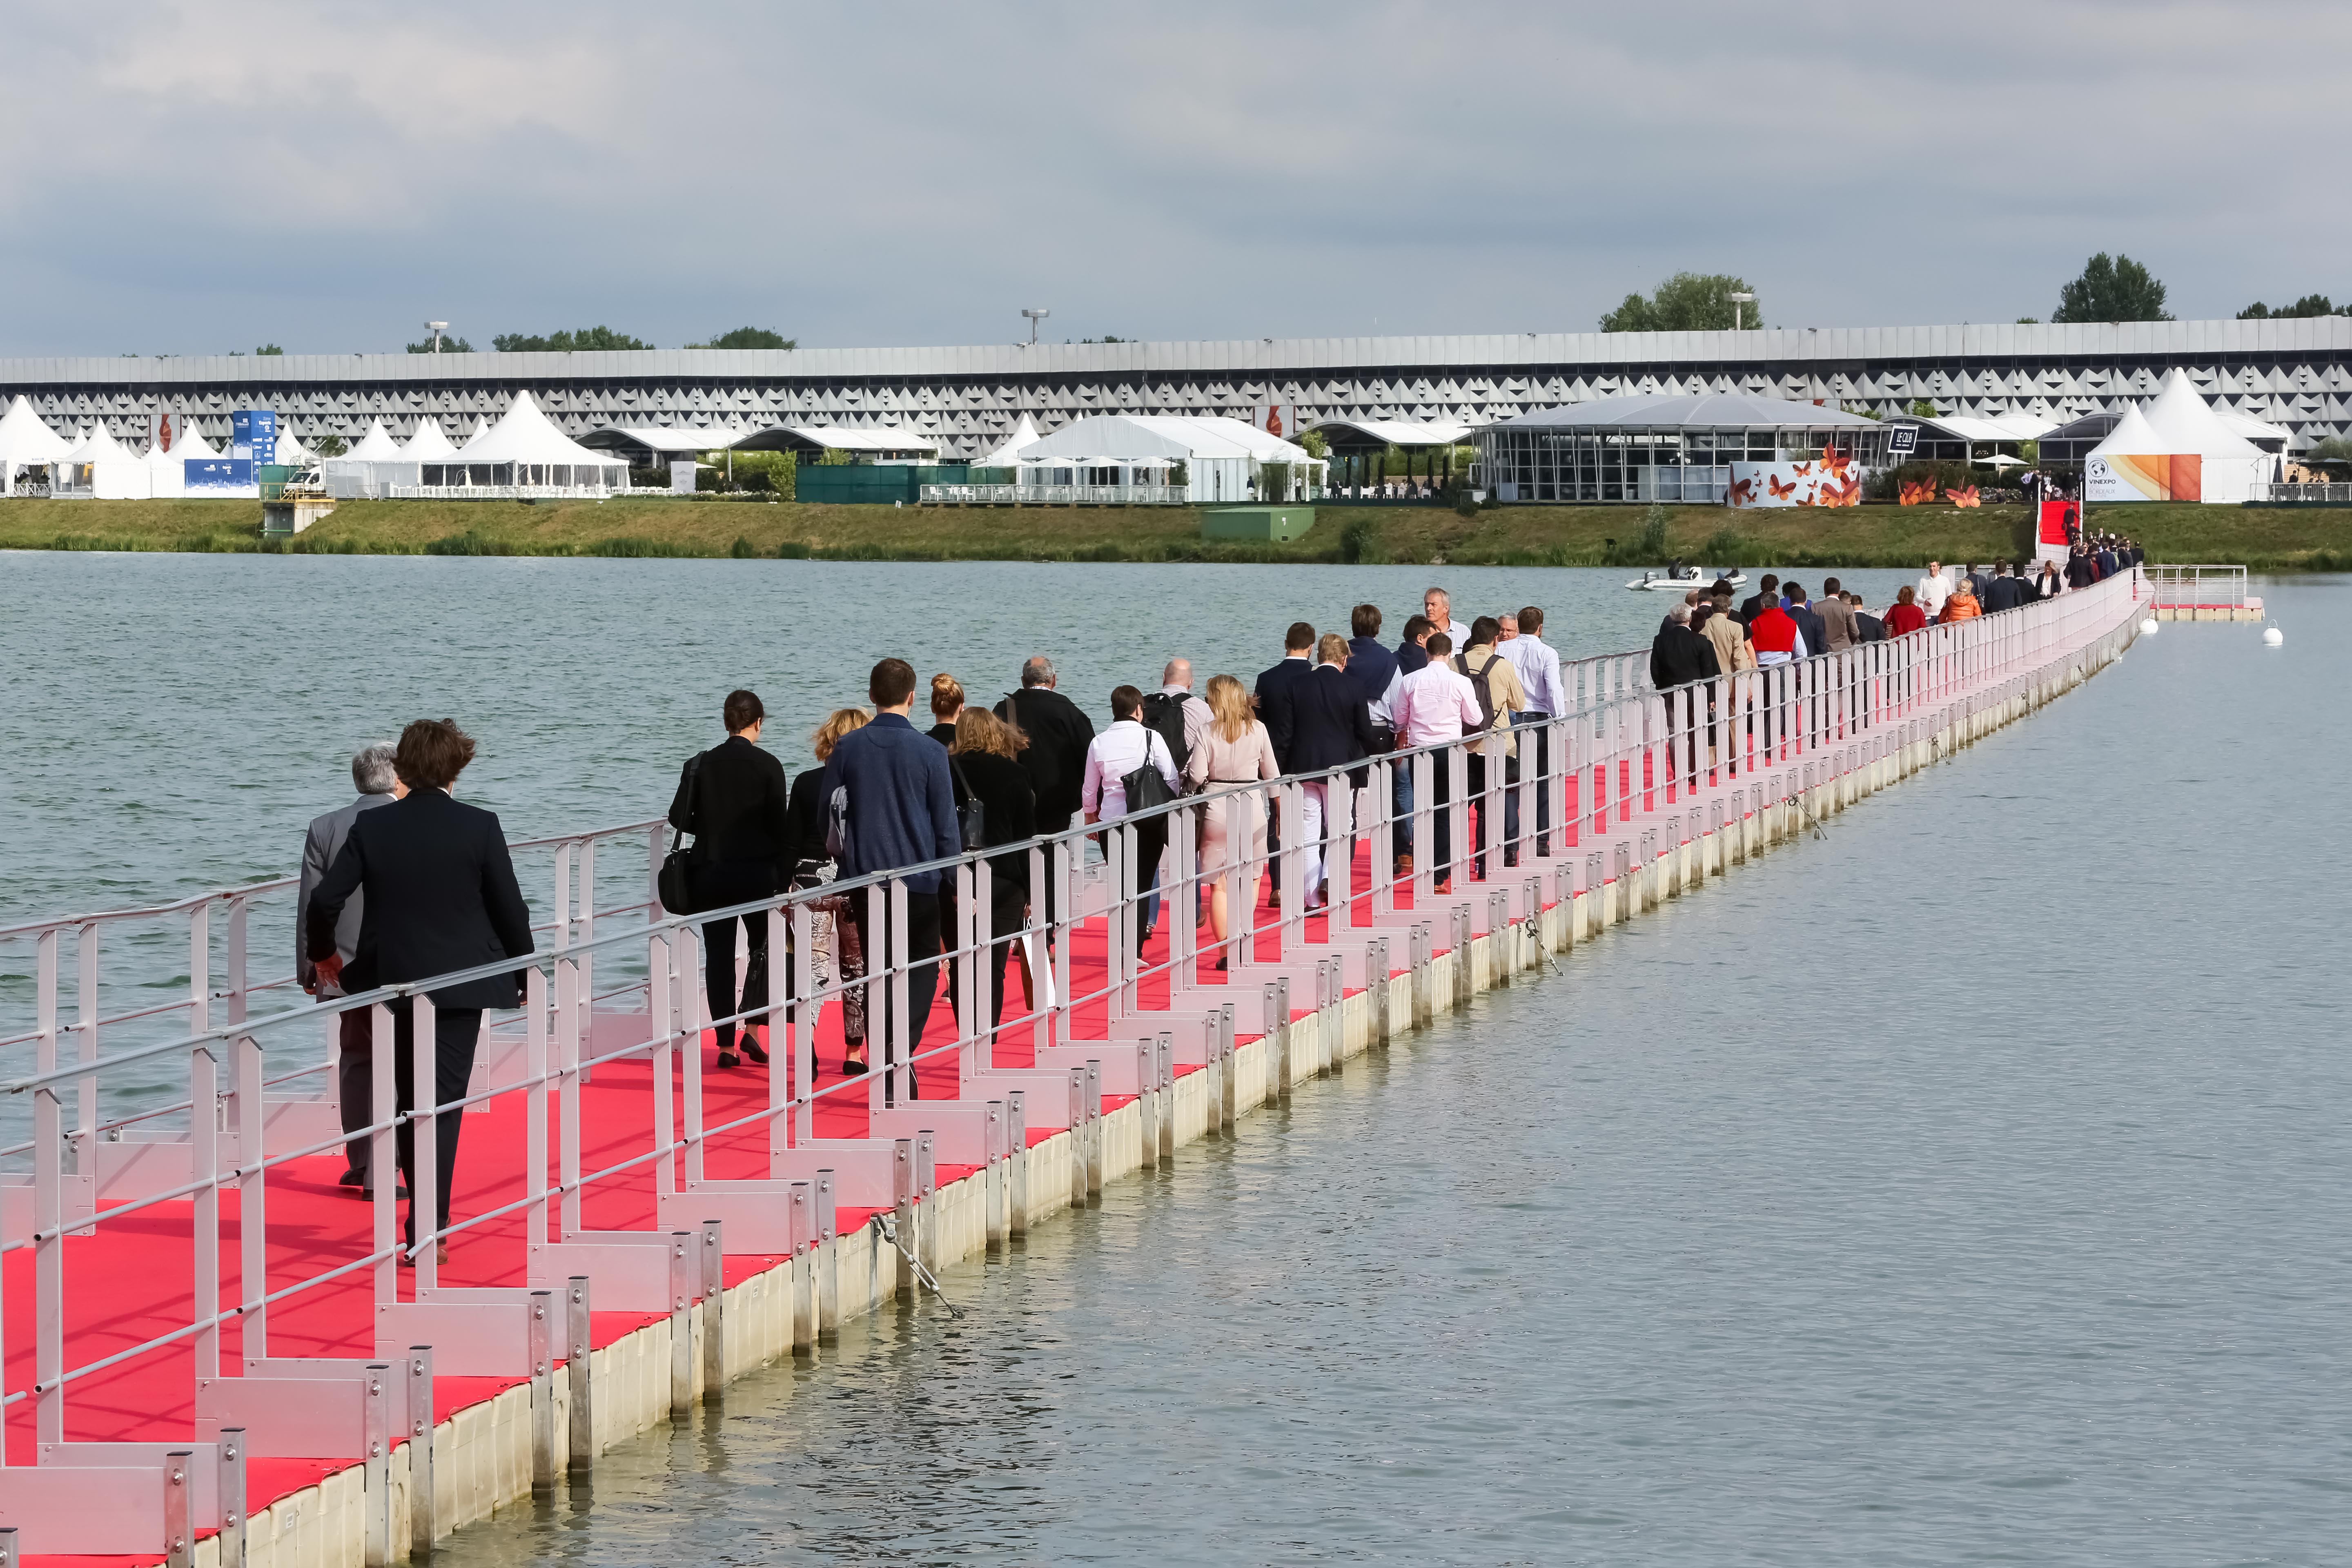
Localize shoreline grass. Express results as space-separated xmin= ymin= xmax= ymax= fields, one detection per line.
xmin=4 ymin=496 xmax=2345 ymax=570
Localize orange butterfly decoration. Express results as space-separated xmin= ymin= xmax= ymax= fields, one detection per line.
xmin=1728 ymin=476 xmax=1757 ymax=506
xmin=1947 ymin=484 xmax=1980 ymax=508
xmin=1819 ymin=475 xmax=1861 ymax=507
xmin=1898 ymin=479 xmax=1938 ymax=506
xmin=1792 ymin=461 xmax=1813 ymax=476
xmin=1766 ymin=472 xmax=1797 ymax=500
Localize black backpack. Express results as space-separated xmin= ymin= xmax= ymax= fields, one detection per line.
xmin=1451 ymin=652 xmax=1501 ymax=734
xmin=1137 ymin=692 xmax=1192 ymax=779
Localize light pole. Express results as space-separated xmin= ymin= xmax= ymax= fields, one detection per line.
xmin=1728 ymin=292 xmax=1755 ymax=331
xmin=1021 ymin=307 xmax=1050 ymax=345
xmin=425 ymin=320 xmax=449 ymax=353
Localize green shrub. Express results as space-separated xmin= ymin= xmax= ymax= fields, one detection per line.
xmin=426 ymin=530 xmax=514 ymax=556
xmin=729 ymin=535 xmax=757 ymax=558
xmin=775 ymin=540 xmax=811 ymax=559
xmin=1702 ymin=526 xmax=1748 ymax=564
xmin=1338 ymin=515 xmax=1385 ymax=564
xmin=590 ymin=536 xmax=701 ymax=557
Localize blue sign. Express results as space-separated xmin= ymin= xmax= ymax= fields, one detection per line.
xmin=185 ymin=458 xmax=256 ymax=493
xmin=230 ymin=410 xmax=278 ymax=462
xmin=1888 ymin=423 xmax=1920 ymax=455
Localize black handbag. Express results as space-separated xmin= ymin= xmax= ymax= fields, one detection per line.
xmin=1120 ymin=733 xmax=1177 ymax=815
xmin=947 ymin=753 xmax=988 ymax=852
xmin=657 ymin=753 xmax=703 ymax=915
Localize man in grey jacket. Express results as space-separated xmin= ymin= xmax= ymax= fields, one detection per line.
xmin=298 ymin=743 xmax=403 ymax=1191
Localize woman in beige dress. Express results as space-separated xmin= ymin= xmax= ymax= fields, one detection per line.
xmin=1184 ymin=674 xmax=1279 ymax=962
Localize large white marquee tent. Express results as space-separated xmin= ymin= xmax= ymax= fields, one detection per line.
xmin=0 ymin=396 xmax=73 ymax=492
xmin=2086 ymin=370 xmax=2270 ymax=503
xmin=1012 ymin=414 xmax=1323 ymax=502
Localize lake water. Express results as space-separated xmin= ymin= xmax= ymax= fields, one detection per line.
xmin=4 ymin=557 xmax=2344 ymax=1563
xmin=0 ymin=554 xmax=1925 ymax=923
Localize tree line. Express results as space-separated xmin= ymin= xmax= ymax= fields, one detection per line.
xmin=400 ymin=325 xmax=796 ymax=353
xmin=1602 ymin=257 xmax=2339 ymax=333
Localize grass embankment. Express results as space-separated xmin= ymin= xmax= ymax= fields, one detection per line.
xmin=5 ymin=497 xmax=2347 ymax=569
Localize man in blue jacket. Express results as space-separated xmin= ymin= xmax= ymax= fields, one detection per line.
xmin=824 ymin=658 xmax=961 ymax=1105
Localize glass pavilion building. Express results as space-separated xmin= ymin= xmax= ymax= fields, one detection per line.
xmin=1474 ymin=391 xmax=1895 ymax=503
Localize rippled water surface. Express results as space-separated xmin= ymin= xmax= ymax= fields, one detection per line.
xmin=4 ymin=557 xmax=2346 ymax=1563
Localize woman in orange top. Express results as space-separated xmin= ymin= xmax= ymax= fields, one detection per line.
xmin=1939 ymin=585 xmax=1982 ymax=623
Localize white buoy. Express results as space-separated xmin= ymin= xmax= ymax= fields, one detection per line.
xmin=2263 ymin=626 xmax=2283 ymax=646
xmin=2139 ymin=618 xmax=2160 ymax=635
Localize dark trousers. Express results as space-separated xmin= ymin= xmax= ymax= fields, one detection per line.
xmin=1132 ymin=818 xmax=1169 ymax=946
xmin=1466 ymin=751 xmax=1520 ymax=875
xmin=390 ymin=1000 xmax=483 ymax=1249
xmin=850 ymin=889 xmax=942 ymax=1103
xmin=1034 ymin=809 xmax=1073 ymax=932
xmin=335 ymin=1007 xmax=375 ymax=1179
xmin=1512 ymin=715 xmax=1552 ymax=855
xmin=694 ymin=860 xmax=775 ymax=1054
xmin=981 ymin=879 xmax=1027 ymax=1031
xmin=1430 ymin=752 xmax=1455 ymax=878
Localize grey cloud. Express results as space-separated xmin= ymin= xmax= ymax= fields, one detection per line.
xmin=1 ymin=0 xmax=2344 ymax=356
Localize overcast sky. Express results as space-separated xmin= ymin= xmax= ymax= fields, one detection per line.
xmin=1 ymin=0 xmax=2341 ymax=356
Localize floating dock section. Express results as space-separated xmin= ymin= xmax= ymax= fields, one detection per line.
xmin=0 ymin=570 xmax=2157 ymax=1566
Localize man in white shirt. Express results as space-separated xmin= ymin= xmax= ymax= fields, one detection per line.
xmin=1390 ymin=632 xmax=1485 ymax=891
xmin=1422 ymin=586 xmax=1473 ymax=650
xmin=1918 ymin=561 xmax=1951 ymax=620
xmin=1497 ymin=604 xmax=1566 ymax=857
xmin=1082 ymin=684 xmax=1183 ymax=945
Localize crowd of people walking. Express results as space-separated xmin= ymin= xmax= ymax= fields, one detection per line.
xmin=294 ymin=555 xmax=2107 ymax=1258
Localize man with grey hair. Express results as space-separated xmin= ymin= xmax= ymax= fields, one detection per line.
xmin=1422 ymin=586 xmax=1472 ymax=649
xmin=994 ymin=653 xmax=1094 ymax=841
xmin=299 ymin=743 xmax=405 ymax=1193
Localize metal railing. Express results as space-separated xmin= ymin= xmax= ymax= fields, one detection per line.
xmin=2258 ymin=482 xmax=2352 ymax=503
xmin=2143 ymin=564 xmax=2249 ymax=612
xmin=918 ymin=483 xmax=1194 ymax=506
xmin=383 ymin=484 xmax=622 ymax=501
xmin=0 ymin=568 xmax=2149 ymax=1556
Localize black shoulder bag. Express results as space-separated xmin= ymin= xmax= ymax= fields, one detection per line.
xmin=657 ymin=753 xmax=703 ymax=915
xmin=947 ymin=753 xmax=989 ymax=852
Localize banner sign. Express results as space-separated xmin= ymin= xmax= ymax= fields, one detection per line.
xmin=2087 ymin=452 xmax=2199 ymax=502
xmin=1886 ymin=423 xmax=1919 ymax=455
xmin=148 ymin=410 xmax=195 ymax=454
xmin=1726 ymin=456 xmax=1862 ymax=508
xmin=1250 ymin=403 xmax=1295 ymax=441
xmin=230 ymin=410 xmax=277 ymax=463
xmin=184 ymin=458 xmax=256 ymax=494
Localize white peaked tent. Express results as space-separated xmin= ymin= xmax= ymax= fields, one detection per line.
xmin=63 ymin=422 xmax=152 ymax=499
xmin=342 ymin=421 xmax=403 ymax=461
xmin=414 ymin=393 xmax=629 ymax=495
xmin=0 ymin=396 xmax=73 ymax=490
xmin=974 ymin=412 xmax=1041 ymax=467
xmin=2087 ymin=372 xmax=2268 ymax=503
xmin=145 ymin=421 xmax=218 ymax=496
xmin=459 ymin=416 xmax=492 ymax=448
xmin=400 ymin=419 xmax=457 ymax=458
xmin=1013 ymin=414 xmax=1324 ymax=502
xmin=274 ymin=428 xmax=312 ymax=464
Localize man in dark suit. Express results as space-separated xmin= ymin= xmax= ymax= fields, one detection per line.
xmin=995 ymin=656 xmax=1094 ymax=836
xmin=669 ymin=689 xmax=791 ymax=1069
xmin=1253 ymin=621 xmax=1316 ymax=771
xmin=1736 ymin=573 xmax=1782 ymax=626
xmin=994 ymin=655 xmax=1093 ymax=933
xmin=827 ymin=659 xmax=962 ymax=1107
xmin=1286 ymin=634 xmax=1381 ymax=909
xmin=1782 ymin=583 xmax=1827 ymax=660
xmin=1252 ymin=622 xmax=1316 ymax=906
xmin=1345 ymin=604 xmax=1399 ymax=729
xmin=1394 ymin=614 xmax=1435 ymax=675
xmin=300 ymin=742 xmax=403 ymax=1193
xmin=1849 ymin=592 xmax=1887 ymax=642
xmin=308 ymin=719 xmax=534 ymax=1263
xmin=1649 ymin=605 xmax=1721 ymax=781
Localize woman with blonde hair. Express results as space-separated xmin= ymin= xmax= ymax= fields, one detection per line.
xmin=1183 ymin=673 xmax=1279 ymax=966
xmin=785 ymin=708 xmax=872 ymax=1074
xmin=948 ymin=707 xmax=1037 ymax=1029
